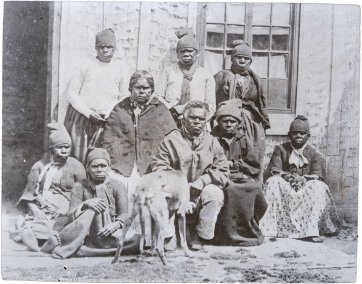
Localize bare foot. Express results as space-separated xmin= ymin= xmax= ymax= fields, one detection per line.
xmin=301 ymin=236 xmax=324 ymax=243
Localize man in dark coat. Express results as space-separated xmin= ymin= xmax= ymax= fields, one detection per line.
xmin=211 ymin=99 xmax=267 ymax=246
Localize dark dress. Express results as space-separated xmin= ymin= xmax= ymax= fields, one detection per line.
xmin=214 ymin=68 xmax=270 ymax=182
xmin=211 ymin=126 xmax=268 ymax=246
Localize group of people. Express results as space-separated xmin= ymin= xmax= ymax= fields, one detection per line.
xmin=10 ymin=27 xmax=340 ymax=259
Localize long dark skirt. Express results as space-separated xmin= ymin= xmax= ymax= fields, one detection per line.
xmin=214 ymin=180 xmax=268 ymax=246
xmin=64 ymin=105 xmax=100 ymax=164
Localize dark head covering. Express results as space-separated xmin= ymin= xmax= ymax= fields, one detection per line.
xmin=96 ymin=28 xmax=116 ymax=48
xmin=176 ymin=28 xmax=199 ymax=51
xmin=47 ymin=122 xmax=71 ymax=149
xmin=232 ymin=40 xmax=252 ymax=58
xmin=289 ymin=115 xmax=310 ymax=133
xmin=216 ymin=99 xmax=243 ymax=122
xmin=86 ymin=147 xmax=111 ymax=167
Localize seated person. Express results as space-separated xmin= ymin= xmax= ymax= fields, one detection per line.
xmin=211 ymin=99 xmax=267 ymax=246
xmin=100 ymin=70 xmax=176 ymax=188
xmin=10 ymin=123 xmax=86 ymax=251
xmin=41 ymin=148 xmax=141 ymax=258
xmin=150 ymin=101 xmax=230 ymax=251
xmin=259 ymin=115 xmax=340 ymax=242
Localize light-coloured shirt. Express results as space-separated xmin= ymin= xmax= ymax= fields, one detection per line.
xmin=154 ymin=63 xmax=216 ymax=116
xmin=289 ymin=143 xmax=309 ymax=168
xmin=66 ymin=57 xmax=129 ymax=118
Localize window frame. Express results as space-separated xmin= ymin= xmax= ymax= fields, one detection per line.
xmin=196 ymin=3 xmax=301 ymax=115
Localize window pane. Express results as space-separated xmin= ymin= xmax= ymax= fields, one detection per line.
xmin=252 ymin=52 xmax=268 ymax=78
xmin=226 ymin=3 xmax=245 ymax=24
xmin=226 ymin=25 xmax=245 ymax=48
xmin=268 ymin=78 xmax=288 ymax=108
xmin=272 ymin=27 xmax=289 ymax=51
xmin=252 ymin=3 xmax=271 ymax=25
xmin=206 ymin=24 xmax=224 ymax=48
xmin=252 ymin=27 xmax=270 ymax=50
xmin=205 ymin=50 xmax=224 ymax=76
xmin=225 ymin=50 xmax=232 ymax=69
xmin=272 ymin=3 xmax=290 ymax=26
xmin=206 ymin=3 xmax=225 ymax=23
xmin=270 ymin=53 xmax=288 ymax=79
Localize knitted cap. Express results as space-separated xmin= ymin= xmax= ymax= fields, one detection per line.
xmin=86 ymin=148 xmax=111 ymax=166
xmin=216 ymin=99 xmax=243 ymax=122
xmin=48 ymin=122 xmax=71 ymax=149
xmin=232 ymin=40 xmax=252 ymax=58
xmin=176 ymin=28 xmax=199 ymax=51
xmin=289 ymin=115 xmax=310 ymax=133
xmin=96 ymin=28 xmax=116 ymax=48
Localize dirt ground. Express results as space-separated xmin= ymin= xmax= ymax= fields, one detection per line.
xmin=1 ymin=215 xmax=358 ymax=283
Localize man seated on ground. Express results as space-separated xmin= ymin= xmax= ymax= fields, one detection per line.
xmin=211 ymin=99 xmax=267 ymax=246
xmin=259 ymin=115 xmax=340 ymax=242
xmin=150 ymin=101 xmax=230 ymax=251
xmin=10 ymin=123 xmax=86 ymax=252
xmin=41 ymin=148 xmax=141 ymax=258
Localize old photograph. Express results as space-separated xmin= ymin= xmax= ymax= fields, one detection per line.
xmin=1 ymin=1 xmax=359 ymax=282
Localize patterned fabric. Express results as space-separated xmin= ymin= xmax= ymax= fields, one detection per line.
xmin=259 ymin=176 xmax=339 ymax=238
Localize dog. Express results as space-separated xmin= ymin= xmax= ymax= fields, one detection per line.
xmin=112 ymin=170 xmax=194 ymax=265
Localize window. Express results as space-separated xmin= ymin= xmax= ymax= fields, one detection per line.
xmin=198 ymin=3 xmax=300 ymax=113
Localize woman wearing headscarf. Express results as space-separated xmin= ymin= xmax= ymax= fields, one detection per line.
xmin=154 ymin=28 xmax=216 ymax=126
xmin=40 ymin=148 xmax=141 ymax=258
xmin=64 ymin=28 xmax=129 ymax=163
xmin=259 ymin=116 xmax=340 ymax=242
xmin=10 ymin=123 xmax=86 ymax=252
xmin=211 ymin=99 xmax=267 ymax=246
xmin=214 ymin=40 xmax=270 ymax=181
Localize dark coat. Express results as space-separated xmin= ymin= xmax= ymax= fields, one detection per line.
xmin=17 ymin=157 xmax=86 ymax=213
xmin=68 ymin=177 xmax=128 ymax=226
xmin=266 ymin=142 xmax=325 ymax=180
xmin=211 ymin=126 xmax=260 ymax=179
xmin=214 ymin=69 xmax=270 ymax=130
xmin=101 ymin=97 xmax=176 ymax=177
xmin=211 ymin=126 xmax=267 ymax=246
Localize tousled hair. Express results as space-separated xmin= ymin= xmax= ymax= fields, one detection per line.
xmin=128 ymin=70 xmax=154 ymax=93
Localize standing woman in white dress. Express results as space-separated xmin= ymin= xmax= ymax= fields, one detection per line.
xmin=64 ymin=28 xmax=129 ymax=163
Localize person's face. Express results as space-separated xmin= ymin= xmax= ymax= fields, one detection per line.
xmin=219 ymin=116 xmax=240 ymax=138
xmin=231 ymin=54 xmax=252 ymax=71
xmin=184 ymin=107 xmax=207 ymax=136
xmin=96 ymin=44 xmax=115 ymax=62
xmin=130 ymin=78 xmax=152 ymax=105
xmin=177 ymin=48 xmax=198 ymax=67
xmin=51 ymin=144 xmax=71 ymax=163
xmin=88 ymin=159 xmax=110 ymax=182
xmin=289 ymin=131 xmax=310 ymax=149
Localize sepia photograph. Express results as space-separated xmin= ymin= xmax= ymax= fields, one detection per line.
xmin=1 ymin=1 xmax=360 ymax=282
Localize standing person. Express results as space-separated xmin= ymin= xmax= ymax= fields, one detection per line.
xmin=150 ymin=101 xmax=230 ymax=251
xmin=64 ymin=28 xmax=129 ymax=163
xmin=260 ymin=116 xmax=339 ymax=242
xmin=154 ymin=28 xmax=216 ymax=125
xmin=41 ymin=148 xmax=141 ymax=258
xmin=214 ymin=40 xmax=270 ymax=180
xmin=10 ymin=123 xmax=86 ymax=252
xmin=211 ymin=99 xmax=267 ymax=246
